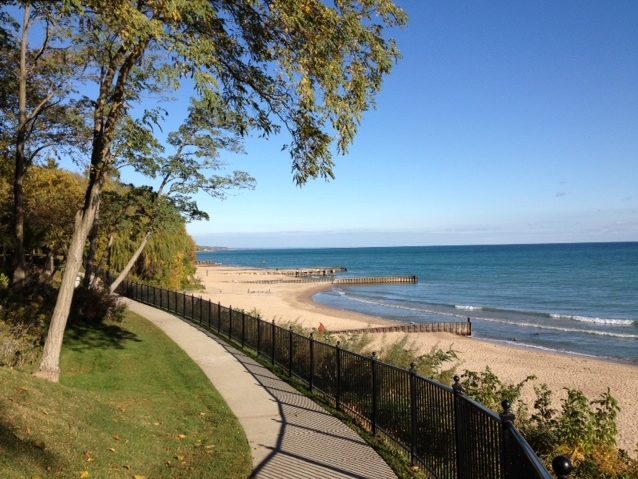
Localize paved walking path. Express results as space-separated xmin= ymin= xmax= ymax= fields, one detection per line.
xmin=125 ymin=299 xmax=397 ymax=479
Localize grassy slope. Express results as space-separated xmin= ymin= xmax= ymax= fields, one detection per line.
xmin=0 ymin=311 xmax=252 ymax=479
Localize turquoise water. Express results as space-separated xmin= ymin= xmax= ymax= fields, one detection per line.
xmin=197 ymin=243 xmax=638 ymax=363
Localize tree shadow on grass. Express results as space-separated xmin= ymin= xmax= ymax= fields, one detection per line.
xmin=64 ymin=323 xmax=142 ymax=352
xmin=0 ymin=416 xmax=61 ymax=474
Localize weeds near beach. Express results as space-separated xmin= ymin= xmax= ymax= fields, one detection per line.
xmin=457 ymin=367 xmax=638 ymax=478
xmin=278 ymin=320 xmax=458 ymax=384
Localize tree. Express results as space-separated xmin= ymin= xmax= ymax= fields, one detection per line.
xmin=107 ymin=98 xmax=256 ymax=293
xmin=100 ymin=187 xmax=198 ymax=290
xmin=1 ymin=2 xmax=87 ymax=284
xmin=35 ymin=0 xmax=406 ymax=382
xmin=23 ymin=161 xmax=85 ymax=276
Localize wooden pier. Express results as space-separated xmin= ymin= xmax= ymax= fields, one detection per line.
xmin=280 ymin=267 xmax=347 ymax=277
xmin=337 ymin=319 xmax=472 ymax=336
xmin=334 ymin=275 xmax=418 ymax=285
xmin=248 ymin=275 xmax=418 ymax=285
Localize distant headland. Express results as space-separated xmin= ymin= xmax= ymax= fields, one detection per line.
xmin=196 ymin=245 xmax=229 ymax=252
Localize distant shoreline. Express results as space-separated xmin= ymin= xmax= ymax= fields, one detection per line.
xmin=195 ymin=240 xmax=638 ymax=252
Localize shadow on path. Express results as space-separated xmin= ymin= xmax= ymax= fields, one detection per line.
xmin=214 ymin=339 xmax=396 ymax=479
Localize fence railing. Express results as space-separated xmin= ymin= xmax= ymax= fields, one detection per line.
xmin=117 ymin=280 xmax=572 ymax=479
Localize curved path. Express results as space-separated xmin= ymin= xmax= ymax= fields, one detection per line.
xmin=125 ymin=299 xmax=397 ymax=479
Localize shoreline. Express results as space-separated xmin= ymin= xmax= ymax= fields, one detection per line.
xmin=195 ymin=265 xmax=638 ymax=453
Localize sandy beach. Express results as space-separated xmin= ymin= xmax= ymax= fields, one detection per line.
xmin=195 ymin=265 xmax=638 ymax=454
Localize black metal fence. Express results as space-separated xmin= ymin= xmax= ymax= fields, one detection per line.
xmin=118 ymin=281 xmax=568 ymax=479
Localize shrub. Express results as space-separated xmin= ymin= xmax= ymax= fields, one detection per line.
xmin=0 ymin=272 xmax=9 ymax=290
xmin=0 ymin=278 xmax=55 ymax=369
xmin=378 ymin=335 xmax=458 ymax=383
xmin=517 ymin=386 xmax=638 ymax=478
xmin=69 ymin=285 xmax=127 ymax=324
xmin=458 ymin=367 xmax=638 ymax=479
xmin=460 ymin=366 xmax=536 ymax=412
xmin=0 ymin=320 xmax=44 ymax=369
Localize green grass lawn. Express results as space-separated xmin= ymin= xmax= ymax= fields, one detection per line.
xmin=0 ymin=311 xmax=252 ymax=479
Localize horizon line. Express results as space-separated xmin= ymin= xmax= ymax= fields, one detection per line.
xmin=196 ymin=240 xmax=638 ymax=251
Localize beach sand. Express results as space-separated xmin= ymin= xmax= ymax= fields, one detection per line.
xmin=195 ymin=265 xmax=638 ymax=454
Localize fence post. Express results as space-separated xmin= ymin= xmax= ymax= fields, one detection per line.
xmin=410 ymin=362 xmax=417 ymax=467
xmin=288 ymin=326 xmax=293 ymax=377
xmin=207 ymin=299 xmax=212 ymax=330
xmin=552 ymin=456 xmax=573 ymax=479
xmin=271 ymin=319 xmax=275 ymax=366
xmin=229 ymin=306 xmax=233 ymax=341
xmin=309 ymin=332 xmax=314 ymax=392
xmin=467 ymin=317 xmax=472 ymax=336
xmin=217 ymin=302 xmax=221 ymax=334
xmin=183 ymin=293 xmax=186 ymax=318
xmin=336 ymin=341 xmax=342 ymax=410
xmin=241 ymin=311 xmax=245 ymax=348
xmin=257 ymin=318 xmax=262 ymax=357
xmin=500 ymin=400 xmax=516 ymax=479
xmin=167 ymin=288 xmax=170 ymax=312
xmin=452 ymin=375 xmax=465 ymax=479
xmin=191 ymin=294 xmax=194 ymax=320
xmin=371 ymin=352 xmax=378 ymax=435
xmin=199 ymin=296 xmax=203 ymax=325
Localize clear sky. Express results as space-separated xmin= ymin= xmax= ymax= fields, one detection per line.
xmin=151 ymin=2 xmax=638 ymax=248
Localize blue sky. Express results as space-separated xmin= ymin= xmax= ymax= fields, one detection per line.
xmin=149 ymin=2 xmax=638 ymax=248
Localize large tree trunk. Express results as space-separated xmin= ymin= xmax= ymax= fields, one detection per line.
xmin=35 ymin=181 xmax=103 ymax=382
xmin=82 ymin=206 xmax=101 ymax=288
xmin=109 ymin=232 xmax=151 ymax=293
xmin=34 ymin=39 xmax=147 ymax=382
xmin=12 ymin=4 xmax=30 ymax=285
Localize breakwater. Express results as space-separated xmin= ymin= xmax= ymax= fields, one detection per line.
xmin=337 ymin=318 xmax=472 ymax=336
xmin=248 ymin=275 xmax=418 ymax=285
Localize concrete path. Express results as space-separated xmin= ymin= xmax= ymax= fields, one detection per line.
xmin=125 ymin=299 xmax=397 ymax=479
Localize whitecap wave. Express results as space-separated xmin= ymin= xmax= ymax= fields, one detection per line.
xmin=549 ymin=314 xmax=635 ymax=326
xmin=481 ymin=317 xmax=638 ymax=339
xmin=455 ymin=305 xmax=483 ymax=311
xmin=337 ymin=293 xmax=461 ymax=318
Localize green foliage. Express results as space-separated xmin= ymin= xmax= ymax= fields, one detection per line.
xmin=98 ymin=185 xmax=198 ymax=289
xmin=515 ymin=385 xmax=638 ymax=479
xmin=337 ymin=330 xmax=374 ymax=353
xmin=276 ymin=320 xmax=457 ymax=383
xmin=378 ymin=336 xmax=458 ymax=383
xmin=22 ymin=163 xmax=85 ymax=257
xmin=460 ymin=366 xmax=536 ymax=412
xmin=457 ymin=367 xmax=637 ymax=478
xmin=61 ymin=0 xmax=405 ymax=185
xmin=0 ymin=160 xmax=85 ymax=271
